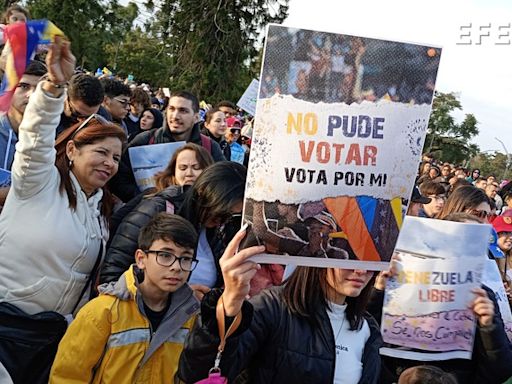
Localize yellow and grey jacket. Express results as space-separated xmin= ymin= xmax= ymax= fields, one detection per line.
xmin=50 ymin=265 xmax=199 ymax=384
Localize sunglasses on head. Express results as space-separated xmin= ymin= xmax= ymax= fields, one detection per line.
xmin=70 ymin=113 xmax=110 ymax=140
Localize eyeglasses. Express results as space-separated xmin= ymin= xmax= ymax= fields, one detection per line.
xmin=230 ymin=129 xmax=241 ymax=134
xmin=114 ymin=98 xmax=131 ymax=108
xmin=70 ymin=113 xmax=109 ymax=140
xmin=467 ymin=209 xmax=491 ymax=220
xmin=428 ymin=195 xmax=446 ymax=202
xmin=499 ymin=231 xmax=512 ymax=238
xmin=144 ymin=250 xmax=198 ymax=272
xmin=67 ymin=98 xmax=90 ymax=121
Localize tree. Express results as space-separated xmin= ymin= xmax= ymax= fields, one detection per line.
xmin=25 ymin=0 xmax=138 ymax=70
xmin=104 ymin=28 xmax=172 ymax=86
xmin=150 ymin=0 xmax=289 ymax=102
xmin=425 ymin=91 xmax=479 ymax=164
xmin=470 ymin=151 xmax=511 ymax=180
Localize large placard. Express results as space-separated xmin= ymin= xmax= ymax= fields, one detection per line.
xmin=242 ymin=25 xmax=442 ymax=269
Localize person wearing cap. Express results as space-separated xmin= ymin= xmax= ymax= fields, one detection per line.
xmin=225 ymin=116 xmax=245 ymax=164
xmin=492 ymin=216 xmax=512 ymax=281
xmin=406 ymin=186 xmax=431 ymax=216
xmin=418 ymin=181 xmax=446 ymax=218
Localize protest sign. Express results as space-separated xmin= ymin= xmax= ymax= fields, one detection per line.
xmin=380 ymin=217 xmax=490 ymax=360
xmin=237 ymin=79 xmax=259 ymax=116
xmin=483 ymin=259 xmax=512 ymax=341
xmin=241 ymin=25 xmax=442 ymax=270
xmin=128 ymin=142 xmax=185 ymax=191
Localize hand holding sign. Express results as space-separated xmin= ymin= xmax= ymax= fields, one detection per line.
xmin=220 ymin=227 xmax=265 ymax=316
xmin=470 ymin=288 xmax=494 ymax=327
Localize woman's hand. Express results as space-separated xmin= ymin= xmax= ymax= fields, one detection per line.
xmin=374 ymin=252 xmax=401 ymax=290
xmin=219 ymin=227 xmax=265 ymax=316
xmin=470 ymin=288 xmax=494 ymax=327
xmin=43 ymin=35 xmax=75 ymax=97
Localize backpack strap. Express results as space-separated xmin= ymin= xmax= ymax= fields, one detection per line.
xmin=200 ymin=134 xmax=212 ymax=154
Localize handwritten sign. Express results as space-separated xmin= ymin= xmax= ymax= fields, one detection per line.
xmin=381 ymin=254 xmax=483 ymax=360
xmin=237 ymin=79 xmax=259 ymax=116
xmin=242 ymin=25 xmax=442 ymax=270
xmin=380 ymin=217 xmax=491 ymax=360
xmin=128 ymin=142 xmax=185 ymax=191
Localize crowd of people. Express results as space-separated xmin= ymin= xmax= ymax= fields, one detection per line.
xmin=0 ymin=4 xmax=511 ymax=384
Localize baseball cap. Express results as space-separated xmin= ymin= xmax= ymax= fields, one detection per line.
xmin=226 ymin=116 xmax=242 ymax=128
xmin=492 ymin=216 xmax=512 ymax=234
xmin=411 ymin=186 xmax=431 ymax=204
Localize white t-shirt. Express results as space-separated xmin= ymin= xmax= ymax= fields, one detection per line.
xmin=188 ymin=229 xmax=217 ymax=288
xmin=327 ymin=302 xmax=371 ymax=384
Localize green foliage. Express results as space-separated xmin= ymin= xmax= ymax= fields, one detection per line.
xmin=104 ymin=28 xmax=172 ymax=86
xmin=151 ymin=0 xmax=289 ymax=102
xmin=24 ymin=0 xmax=138 ymax=70
xmin=16 ymin=0 xmax=289 ymax=100
xmin=425 ymin=91 xmax=480 ymax=164
xmin=470 ymin=152 xmax=511 ymax=180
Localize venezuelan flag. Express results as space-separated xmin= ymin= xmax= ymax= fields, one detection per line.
xmin=0 ymin=20 xmax=64 ymax=112
xmin=323 ymin=196 xmax=402 ymax=262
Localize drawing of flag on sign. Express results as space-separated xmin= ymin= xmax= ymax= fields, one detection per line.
xmin=0 ymin=20 xmax=64 ymax=112
xmin=324 ymin=196 xmax=402 ymax=262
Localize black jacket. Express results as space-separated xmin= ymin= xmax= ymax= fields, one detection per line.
xmin=201 ymin=126 xmax=231 ymax=161
xmin=100 ymin=186 xmax=185 ymax=284
xmin=178 ymin=287 xmax=382 ymax=384
xmin=368 ymin=287 xmax=512 ymax=384
xmin=100 ymin=186 xmax=227 ymax=286
xmin=109 ymin=123 xmax=225 ymax=202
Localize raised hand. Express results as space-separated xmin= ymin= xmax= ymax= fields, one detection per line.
xmin=46 ymin=35 xmax=75 ymax=85
xmin=470 ymin=288 xmax=494 ymax=327
xmin=374 ymin=252 xmax=401 ymax=290
xmin=219 ymin=227 xmax=265 ymax=316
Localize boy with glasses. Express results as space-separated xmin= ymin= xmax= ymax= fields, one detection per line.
xmin=50 ymin=213 xmax=200 ymax=383
xmin=100 ymin=78 xmax=132 ymax=135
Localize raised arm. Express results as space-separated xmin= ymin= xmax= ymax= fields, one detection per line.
xmin=11 ymin=37 xmax=75 ymax=199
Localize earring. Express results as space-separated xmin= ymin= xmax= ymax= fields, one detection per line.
xmin=68 ymin=159 xmax=73 ymax=168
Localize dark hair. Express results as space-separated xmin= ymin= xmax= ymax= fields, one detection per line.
xmin=443 ymin=212 xmax=484 ymax=224
xmin=282 ymin=267 xmax=376 ymax=330
xmin=100 ymin=78 xmax=131 ymax=99
xmin=474 ymin=177 xmax=487 ymax=185
xmin=24 ymin=60 xmax=47 ymax=77
xmin=429 ymin=166 xmax=440 ymax=176
xmin=398 ymin=365 xmax=457 ymax=384
xmin=179 ymin=161 xmax=246 ymax=229
xmin=437 ymin=185 xmax=490 ymax=219
xmin=140 ymin=108 xmax=164 ymax=130
xmin=419 ymin=181 xmax=445 ymax=197
xmin=216 ymin=100 xmax=236 ymax=110
xmin=448 ymin=178 xmax=471 ymax=196
xmin=205 ymin=107 xmax=223 ymax=124
xmin=154 ymin=143 xmax=213 ymax=190
xmin=170 ymin=91 xmax=199 ymax=113
xmin=68 ymin=74 xmax=104 ymax=107
xmin=419 ymin=161 xmax=431 ymax=175
xmin=138 ymin=212 xmax=197 ymax=251
xmin=55 ymin=119 xmax=127 ymax=218
xmin=2 ymin=4 xmax=30 ymax=24
xmin=131 ymin=88 xmax=151 ymax=109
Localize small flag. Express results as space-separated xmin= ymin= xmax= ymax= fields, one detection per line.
xmin=0 ymin=20 xmax=64 ymax=112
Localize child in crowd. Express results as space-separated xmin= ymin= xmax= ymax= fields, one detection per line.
xmin=50 ymin=213 xmax=200 ymax=383
xmin=398 ymin=365 xmax=457 ymax=384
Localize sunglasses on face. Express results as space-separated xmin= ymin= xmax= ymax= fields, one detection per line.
xmin=67 ymin=99 xmax=90 ymax=121
xmin=70 ymin=113 xmax=110 ymax=140
xmin=467 ymin=209 xmax=491 ymax=220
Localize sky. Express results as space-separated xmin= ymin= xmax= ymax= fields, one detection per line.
xmin=283 ymin=0 xmax=512 ymax=153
